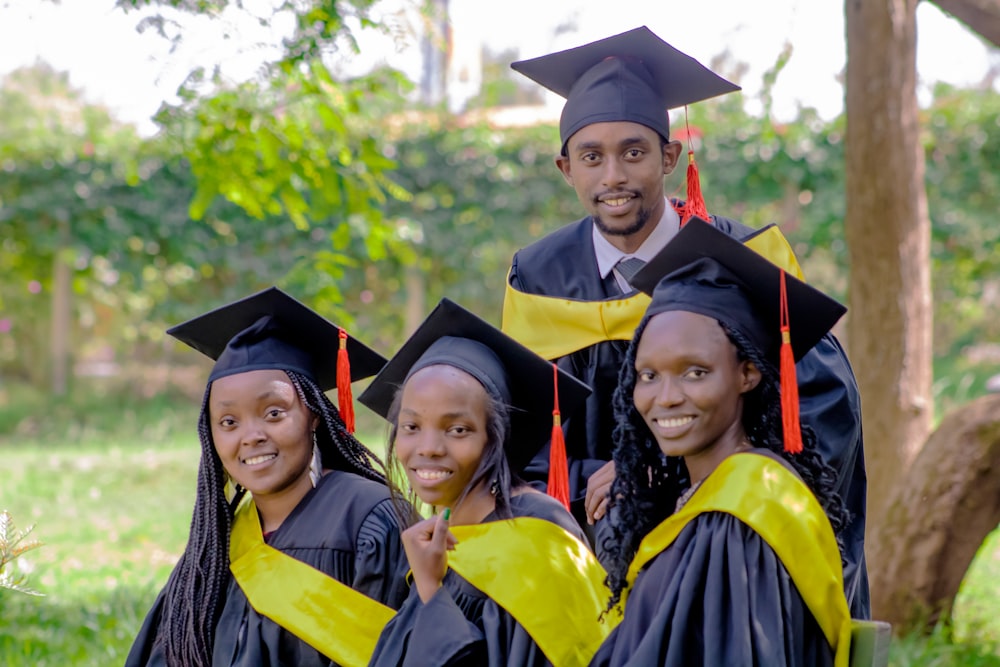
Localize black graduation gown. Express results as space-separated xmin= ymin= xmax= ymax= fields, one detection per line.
xmin=126 ymin=470 xmax=410 ymax=667
xmin=507 ymin=209 xmax=870 ymax=617
xmin=368 ymin=492 xmax=590 ymax=667
xmin=588 ymin=512 xmax=835 ymax=667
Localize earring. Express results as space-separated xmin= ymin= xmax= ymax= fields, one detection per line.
xmin=489 ymin=479 xmax=499 ymax=496
xmin=309 ymin=432 xmax=322 ymax=488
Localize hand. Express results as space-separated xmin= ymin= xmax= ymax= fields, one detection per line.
xmin=402 ymin=512 xmax=458 ymax=603
xmin=584 ymin=460 xmax=616 ymax=525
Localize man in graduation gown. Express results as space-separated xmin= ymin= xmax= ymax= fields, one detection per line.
xmin=501 ymin=26 xmax=870 ymax=618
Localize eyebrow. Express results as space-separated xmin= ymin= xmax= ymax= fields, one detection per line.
xmin=573 ymin=135 xmax=649 ymax=152
xmin=399 ymin=408 xmax=475 ymax=420
xmin=213 ymin=390 xmax=288 ymax=408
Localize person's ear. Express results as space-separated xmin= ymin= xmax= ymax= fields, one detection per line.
xmin=555 ymin=154 xmax=574 ymax=186
xmin=662 ymin=140 xmax=683 ymax=176
xmin=741 ymin=361 xmax=762 ymax=394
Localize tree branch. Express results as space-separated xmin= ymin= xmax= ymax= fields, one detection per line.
xmin=928 ymin=0 xmax=1000 ymax=47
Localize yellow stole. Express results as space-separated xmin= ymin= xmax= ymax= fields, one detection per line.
xmin=501 ymin=224 xmax=804 ymax=359
xmin=447 ymin=516 xmax=617 ymax=667
xmin=229 ymin=496 xmax=396 ymax=667
xmin=626 ymin=453 xmax=851 ymax=667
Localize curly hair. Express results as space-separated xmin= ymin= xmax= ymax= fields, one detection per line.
xmin=385 ymin=366 xmax=520 ymax=523
xmin=600 ymin=312 xmax=850 ymax=613
xmin=152 ymin=370 xmax=397 ymax=666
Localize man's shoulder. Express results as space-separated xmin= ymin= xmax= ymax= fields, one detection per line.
xmin=509 ymin=217 xmax=597 ymax=295
xmin=514 ymin=216 xmax=593 ymax=262
xmin=710 ymin=213 xmax=756 ymax=239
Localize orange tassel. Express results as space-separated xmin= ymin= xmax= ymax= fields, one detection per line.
xmin=336 ymin=328 xmax=355 ymax=434
xmin=779 ymin=271 xmax=802 ymax=454
xmin=683 ymin=149 xmax=709 ymax=226
xmin=546 ymin=363 xmax=571 ymax=511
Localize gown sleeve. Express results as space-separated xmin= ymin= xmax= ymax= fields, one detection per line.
xmin=796 ymin=332 xmax=870 ymax=618
xmin=369 ymin=571 xmax=555 ymax=667
xmin=589 ymin=513 xmax=835 ymax=667
xmin=353 ymin=497 xmax=412 ymax=610
xmin=369 ymin=493 xmax=581 ymax=667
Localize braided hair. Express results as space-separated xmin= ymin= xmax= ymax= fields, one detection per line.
xmin=385 ymin=369 xmax=518 ymax=522
xmin=153 ymin=370 xmax=394 ymax=665
xmin=601 ymin=312 xmax=850 ymax=613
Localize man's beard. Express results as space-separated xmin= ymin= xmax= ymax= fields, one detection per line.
xmin=592 ymin=204 xmax=652 ymax=238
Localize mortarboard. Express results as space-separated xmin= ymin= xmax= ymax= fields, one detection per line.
xmin=511 ymin=26 xmax=740 ymax=150
xmin=358 ymin=298 xmax=591 ymax=509
xmin=629 ymin=218 xmax=847 ymax=453
xmin=167 ymin=286 xmax=386 ymax=432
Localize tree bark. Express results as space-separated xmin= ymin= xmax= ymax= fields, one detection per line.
xmin=928 ymin=0 xmax=1000 ymax=47
xmin=868 ymin=393 xmax=1000 ymax=632
xmin=844 ymin=0 xmax=935 ymax=619
xmin=50 ymin=221 xmax=72 ymax=397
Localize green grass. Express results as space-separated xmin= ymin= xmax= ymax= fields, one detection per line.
xmin=0 ymin=385 xmax=998 ymax=665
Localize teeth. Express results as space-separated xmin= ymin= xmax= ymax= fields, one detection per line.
xmin=603 ymin=197 xmax=631 ymax=206
xmin=655 ymin=416 xmax=694 ymax=428
xmin=414 ymin=469 xmax=452 ymax=481
xmin=244 ymin=454 xmax=277 ymax=465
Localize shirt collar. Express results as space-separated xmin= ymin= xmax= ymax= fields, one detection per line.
xmin=593 ymin=200 xmax=681 ymax=279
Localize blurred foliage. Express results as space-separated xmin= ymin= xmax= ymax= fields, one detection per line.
xmin=114 ymin=0 xmax=415 ymax=231
xmin=319 ymin=114 xmax=577 ymax=352
xmin=1 ymin=21 xmax=998 ymax=417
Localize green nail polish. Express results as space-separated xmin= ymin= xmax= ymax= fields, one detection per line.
xmin=442 ymin=508 xmax=451 ymax=521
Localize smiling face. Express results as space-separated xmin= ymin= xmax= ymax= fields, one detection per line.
xmin=556 ymin=121 xmax=682 ymax=254
xmin=393 ymin=364 xmax=491 ymax=511
xmin=209 ymin=369 xmax=319 ymax=503
xmin=632 ymin=310 xmax=760 ymax=483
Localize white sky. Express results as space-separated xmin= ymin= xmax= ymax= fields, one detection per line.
xmin=0 ymin=0 xmax=995 ymax=136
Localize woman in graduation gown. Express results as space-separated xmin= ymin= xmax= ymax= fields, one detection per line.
xmin=125 ymin=287 xmax=411 ymax=667
xmin=359 ymin=298 xmax=616 ymax=667
xmin=590 ymin=221 xmax=854 ymax=667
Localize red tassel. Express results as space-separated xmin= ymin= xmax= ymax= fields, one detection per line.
xmin=779 ymin=271 xmax=803 ymax=454
xmin=682 ymin=149 xmax=709 ymax=226
xmin=546 ymin=363 xmax=571 ymax=511
xmin=336 ymin=328 xmax=355 ymax=434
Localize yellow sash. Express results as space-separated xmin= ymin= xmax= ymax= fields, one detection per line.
xmin=229 ymin=496 xmax=396 ymax=667
xmin=502 ymin=224 xmax=804 ymax=359
xmin=448 ymin=516 xmax=617 ymax=667
xmin=626 ymin=453 xmax=851 ymax=667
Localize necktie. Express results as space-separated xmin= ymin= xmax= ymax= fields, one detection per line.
xmin=615 ymin=256 xmax=647 ymax=286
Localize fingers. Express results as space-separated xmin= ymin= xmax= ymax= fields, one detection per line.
xmin=433 ymin=509 xmax=458 ymax=552
xmin=584 ymin=460 xmax=616 ymax=525
xmin=591 ymin=495 xmax=610 ymax=523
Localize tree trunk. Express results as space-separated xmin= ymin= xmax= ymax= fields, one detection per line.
xmin=50 ymin=222 xmax=72 ymax=397
xmin=868 ymin=393 xmax=1000 ymax=632
xmin=404 ymin=267 xmax=426 ymax=337
xmin=844 ymin=0 xmax=934 ymax=619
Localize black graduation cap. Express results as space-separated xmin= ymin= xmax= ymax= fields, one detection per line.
xmin=511 ymin=26 xmax=740 ymax=149
xmin=358 ymin=298 xmax=591 ymax=480
xmin=166 ymin=286 xmax=386 ymax=392
xmin=630 ymin=218 xmax=845 ymax=364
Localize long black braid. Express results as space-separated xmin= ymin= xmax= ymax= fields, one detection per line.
xmin=153 ymin=371 xmax=397 ymax=665
xmin=601 ymin=313 xmax=850 ymax=613
xmin=385 ymin=377 xmax=518 ymax=523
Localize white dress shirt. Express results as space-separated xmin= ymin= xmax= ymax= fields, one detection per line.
xmin=592 ymin=200 xmax=681 ymax=293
